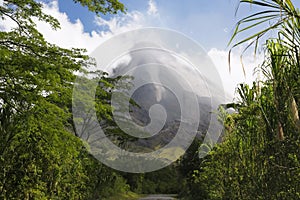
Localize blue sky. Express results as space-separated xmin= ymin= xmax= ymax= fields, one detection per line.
xmin=56 ymin=0 xmax=300 ymax=50
xmin=58 ymin=0 xmax=244 ymax=50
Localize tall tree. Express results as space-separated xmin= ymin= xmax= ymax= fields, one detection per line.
xmin=0 ymin=0 xmax=126 ymax=199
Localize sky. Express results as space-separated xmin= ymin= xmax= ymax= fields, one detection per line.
xmin=3 ymin=0 xmax=299 ymax=99
xmin=57 ymin=0 xmax=248 ymax=50
xmin=55 ymin=0 xmax=262 ymax=99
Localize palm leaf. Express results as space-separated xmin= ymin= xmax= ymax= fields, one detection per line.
xmin=229 ymin=0 xmax=300 ymax=71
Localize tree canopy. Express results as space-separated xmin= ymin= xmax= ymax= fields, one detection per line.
xmin=0 ymin=0 xmax=129 ymax=199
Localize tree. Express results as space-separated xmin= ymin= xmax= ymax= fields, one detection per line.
xmin=185 ymin=1 xmax=300 ymax=199
xmin=230 ymin=0 xmax=300 ymax=132
xmin=0 ymin=0 xmax=126 ymax=199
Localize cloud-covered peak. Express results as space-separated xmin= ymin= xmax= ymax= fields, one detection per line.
xmin=0 ymin=0 xmax=262 ymax=96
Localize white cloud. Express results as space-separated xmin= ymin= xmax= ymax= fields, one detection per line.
xmin=0 ymin=0 xmax=145 ymax=53
xmin=208 ymin=48 xmax=263 ymax=99
xmin=0 ymin=18 xmax=14 ymax=32
xmin=147 ymin=0 xmax=158 ymax=16
xmin=36 ymin=0 xmax=160 ymax=53
xmin=0 ymin=2 xmax=16 ymax=31
xmin=0 ymin=0 xmax=163 ymax=53
xmin=94 ymin=11 xmax=144 ymax=36
xmin=36 ymin=1 xmax=145 ymax=53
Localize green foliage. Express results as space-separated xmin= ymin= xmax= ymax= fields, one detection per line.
xmin=121 ymin=164 xmax=180 ymax=195
xmin=142 ymin=164 xmax=180 ymax=194
xmin=73 ymin=0 xmax=125 ymax=14
xmin=177 ymin=139 xmax=205 ymax=199
xmin=0 ymin=0 xmax=127 ymax=199
xmin=228 ymin=0 xmax=300 ymax=72
xmin=122 ymin=173 xmax=145 ymax=194
xmin=184 ymin=1 xmax=300 ymax=199
xmin=193 ymin=83 xmax=300 ymax=199
xmin=229 ymin=0 xmax=299 ymax=51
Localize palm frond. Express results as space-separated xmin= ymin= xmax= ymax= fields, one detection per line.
xmin=229 ymin=0 xmax=300 ymax=70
